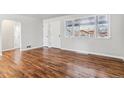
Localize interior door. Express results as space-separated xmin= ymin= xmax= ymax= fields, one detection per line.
xmin=50 ymin=21 xmax=61 ymax=48
xmin=43 ymin=23 xmax=49 ymax=46
xmin=14 ymin=23 xmax=21 ymax=49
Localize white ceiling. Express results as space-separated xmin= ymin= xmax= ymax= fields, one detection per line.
xmin=19 ymin=14 xmax=68 ymax=19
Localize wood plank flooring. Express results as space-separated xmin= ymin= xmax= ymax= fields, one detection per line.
xmin=0 ymin=47 xmax=124 ymax=78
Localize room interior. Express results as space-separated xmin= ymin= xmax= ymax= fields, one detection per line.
xmin=0 ymin=14 xmax=124 ymax=78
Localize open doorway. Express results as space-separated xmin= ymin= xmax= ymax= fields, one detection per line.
xmin=1 ymin=20 xmax=21 ymax=52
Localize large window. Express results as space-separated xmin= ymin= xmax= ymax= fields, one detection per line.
xmin=64 ymin=15 xmax=110 ymax=39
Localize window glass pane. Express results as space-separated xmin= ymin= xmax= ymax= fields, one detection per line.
xmin=97 ymin=15 xmax=109 ymax=38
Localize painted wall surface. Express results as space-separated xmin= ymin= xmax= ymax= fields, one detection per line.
xmin=43 ymin=14 xmax=124 ymax=59
xmin=0 ymin=21 xmax=1 ymax=55
xmin=0 ymin=14 xmax=43 ymax=52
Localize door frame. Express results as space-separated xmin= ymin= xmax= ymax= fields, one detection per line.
xmin=1 ymin=20 xmax=22 ymax=52
xmin=49 ymin=20 xmax=61 ymax=48
xmin=14 ymin=22 xmax=21 ymax=49
xmin=43 ymin=22 xmax=49 ymax=47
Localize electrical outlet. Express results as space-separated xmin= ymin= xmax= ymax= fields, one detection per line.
xmin=27 ymin=45 xmax=31 ymax=48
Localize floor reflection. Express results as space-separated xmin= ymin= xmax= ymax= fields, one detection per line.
xmin=12 ymin=49 xmax=22 ymax=65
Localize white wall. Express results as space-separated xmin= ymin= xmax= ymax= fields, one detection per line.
xmin=43 ymin=14 xmax=124 ymax=59
xmin=0 ymin=21 xmax=2 ymax=55
xmin=0 ymin=14 xmax=43 ymax=52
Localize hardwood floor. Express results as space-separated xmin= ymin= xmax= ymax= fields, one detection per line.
xmin=0 ymin=47 xmax=124 ymax=78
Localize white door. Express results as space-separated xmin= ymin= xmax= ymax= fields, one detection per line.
xmin=43 ymin=23 xmax=49 ymax=46
xmin=50 ymin=21 xmax=61 ymax=48
xmin=14 ymin=23 xmax=21 ymax=49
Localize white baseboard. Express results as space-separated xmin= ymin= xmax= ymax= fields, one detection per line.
xmin=10 ymin=46 xmax=124 ymax=61
xmin=2 ymin=48 xmax=17 ymax=52
xmin=21 ymin=46 xmax=42 ymax=51
xmin=61 ymin=48 xmax=124 ymax=61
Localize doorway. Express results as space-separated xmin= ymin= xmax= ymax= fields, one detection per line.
xmin=14 ymin=22 xmax=21 ymax=49
xmin=50 ymin=21 xmax=61 ymax=48
xmin=1 ymin=20 xmax=21 ymax=51
xmin=43 ymin=23 xmax=49 ymax=47
xmin=43 ymin=21 xmax=61 ymax=48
